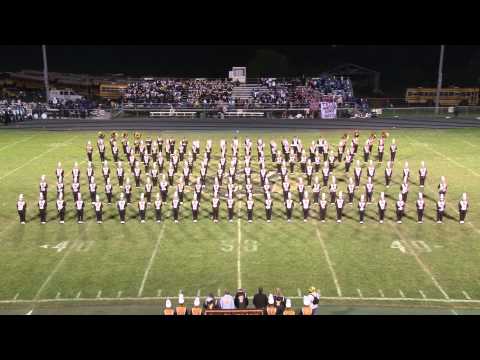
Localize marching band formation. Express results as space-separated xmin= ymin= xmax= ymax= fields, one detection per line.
xmin=17 ymin=130 xmax=469 ymax=225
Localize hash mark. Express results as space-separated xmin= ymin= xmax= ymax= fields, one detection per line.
xmin=13 ymin=293 xmax=19 ymax=300
xmin=419 ymin=290 xmax=427 ymax=299
xmin=96 ymin=290 xmax=102 ymax=298
xmin=357 ymin=289 xmax=363 ymax=298
xmin=157 ymin=289 xmax=162 ymax=297
xmin=76 ymin=291 xmax=82 ymax=299
xmin=399 ymin=290 xmax=405 ymax=298
xmin=56 ymin=292 xmax=61 ymax=299
xmin=117 ymin=291 xmax=123 ymax=298
xmin=378 ymin=289 xmax=385 ymax=298
xmin=462 ymin=291 xmax=471 ymax=300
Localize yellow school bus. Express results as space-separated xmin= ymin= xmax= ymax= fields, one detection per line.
xmin=405 ymin=87 xmax=479 ymax=106
xmin=99 ymin=83 xmax=128 ymax=100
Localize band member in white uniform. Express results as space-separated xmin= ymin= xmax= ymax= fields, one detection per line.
xmin=55 ymin=162 xmax=64 ymax=181
xmin=246 ymin=194 xmax=254 ymax=223
xmin=154 ymin=193 xmax=163 ymax=223
xmin=403 ymin=161 xmax=410 ymax=181
xmin=366 ymin=160 xmax=375 ymax=179
xmin=418 ymin=161 xmax=427 ymax=188
xmin=116 ymin=161 xmax=125 ymax=187
xmin=302 ymin=192 xmax=310 ymax=222
xmin=329 ymin=176 xmax=338 ymax=204
xmin=145 ymin=177 xmax=153 ymax=204
xmin=390 ymin=139 xmax=397 ymax=162
xmin=285 ymin=192 xmax=294 ymax=222
xmin=105 ymin=178 xmax=113 ymax=204
xmin=117 ymin=193 xmax=127 ymax=224
xmin=458 ymin=193 xmax=468 ymax=224
xmin=265 ymin=192 xmax=273 ymax=223
xmin=358 ymin=194 xmax=366 ymax=224
xmin=347 ymin=177 xmax=355 ymax=204
xmin=354 ymin=160 xmax=362 ymax=188
xmin=75 ymin=193 xmax=85 ymax=224
xmin=56 ymin=193 xmax=66 ymax=224
xmin=172 ymin=192 xmax=180 ymax=223
xmin=400 ymin=176 xmax=409 ymax=202
xmin=39 ymin=175 xmax=48 ymax=201
xmin=436 ymin=194 xmax=446 ymax=224
xmin=335 ymin=191 xmax=345 ymax=223
xmin=17 ymin=194 xmax=27 ymax=224
xmin=438 ymin=176 xmax=447 ymax=197
xmin=86 ymin=161 xmax=94 ymax=184
xmin=212 ymin=193 xmax=220 ymax=223
xmin=396 ymin=193 xmax=405 ymax=224
xmin=138 ymin=193 xmax=147 ymax=223
xmin=384 ymin=161 xmax=393 ymax=188
xmin=312 ymin=177 xmax=321 ymax=204
xmin=56 ymin=176 xmax=64 ymax=199
xmin=416 ymin=193 xmax=425 ymax=224
xmin=89 ymin=176 xmax=97 ymax=204
xmin=93 ymin=195 xmax=103 ymax=223
xmin=124 ymin=178 xmax=132 ymax=204
xmin=365 ymin=177 xmax=374 ymax=203
xmin=377 ymin=192 xmax=387 ymax=224
xmin=319 ymin=193 xmax=328 ymax=222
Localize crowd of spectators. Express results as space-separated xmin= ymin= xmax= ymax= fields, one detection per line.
xmin=123 ymin=79 xmax=234 ymax=106
xmin=0 ymin=99 xmax=48 ymax=124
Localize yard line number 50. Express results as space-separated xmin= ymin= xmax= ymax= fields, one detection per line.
xmin=221 ymin=239 xmax=258 ymax=252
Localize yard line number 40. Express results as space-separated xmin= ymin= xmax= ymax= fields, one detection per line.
xmin=390 ymin=240 xmax=432 ymax=254
xmin=41 ymin=241 xmax=94 ymax=253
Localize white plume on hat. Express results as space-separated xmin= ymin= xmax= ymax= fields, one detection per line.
xmin=268 ymin=294 xmax=274 ymax=305
xmin=303 ymin=296 xmax=310 ymax=306
xmin=165 ymin=299 xmax=172 ymax=308
xmin=286 ymin=298 xmax=292 ymax=308
xmin=194 ymin=297 xmax=200 ymax=307
xmin=178 ymin=294 xmax=184 ymax=304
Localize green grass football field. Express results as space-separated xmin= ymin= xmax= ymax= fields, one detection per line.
xmin=0 ymin=128 xmax=479 ymax=313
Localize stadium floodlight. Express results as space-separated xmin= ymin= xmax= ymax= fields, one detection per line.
xmin=435 ymin=45 xmax=445 ymax=115
xmin=42 ymin=45 xmax=49 ymax=102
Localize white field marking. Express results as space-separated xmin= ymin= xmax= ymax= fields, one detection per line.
xmin=463 ymin=291 xmax=471 ymax=300
xmin=318 ymin=289 xmax=321 ymax=297
xmin=13 ymin=293 xmax=19 ymax=300
xmin=33 ymin=222 xmax=91 ymax=302
xmin=117 ymin=291 xmax=123 ymax=298
xmin=357 ymin=289 xmax=363 ymax=298
xmin=462 ymin=140 xmax=478 ymax=148
xmin=55 ymin=292 xmax=61 ymax=299
xmin=157 ymin=289 xmax=162 ymax=297
xmin=137 ymin=222 xmax=166 ymax=298
xmin=297 ymin=288 xmax=302 ymax=297
xmin=451 ymin=309 xmax=459 ymax=315
xmin=25 ymin=310 xmax=33 ymax=315
xmin=76 ymin=291 xmax=82 ymax=299
xmin=316 ymin=227 xmax=342 ymax=297
xmin=6 ymin=295 xmax=480 ymax=304
xmin=419 ymin=290 xmax=427 ymax=299
xmin=217 ymin=288 xmax=221 ymax=297
xmin=96 ymin=290 xmax=102 ymax=299
xmin=399 ymin=290 xmax=405 ymax=298
xmin=196 ymin=289 xmax=200 ymax=297
xmin=237 ymin=217 xmax=242 ymax=289
xmin=379 ymin=289 xmax=385 ymax=298
xmin=389 ymin=223 xmax=450 ymax=300
xmin=0 ymin=135 xmax=78 ymax=182
xmin=0 ymin=135 xmax=36 ymax=152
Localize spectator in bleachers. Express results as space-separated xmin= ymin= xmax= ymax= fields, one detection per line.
xmin=204 ymin=293 xmax=217 ymax=310
xmin=219 ymin=290 xmax=235 ymax=310
xmin=234 ymin=288 xmax=249 ymax=309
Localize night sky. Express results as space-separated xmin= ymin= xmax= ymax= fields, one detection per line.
xmin=0 ymin=45 xmax=479 ymax=96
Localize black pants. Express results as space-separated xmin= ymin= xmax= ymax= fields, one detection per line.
xmin=18 ymin=210 xmax=26 ymax=223
xmin=396 ymin=210 xmax=403 ymax=222
xmin=330 ymin=192 xmax=336 ymax=204
xmin=113 ymin=153 xmax=119 ymax=162
xmin=100 ymin=152 xmax=105 ymax=162
xmin=379 ymin=209 xmax=385 ymax=222
xmin=319 ymin=208 xmax=326 ymax=221
xmin=391 ymin=151 xmax=396 ymax=162
xmin=173 ymin=208 xmax=179 ymax=221
xmin=77 ymin=209 xmax=84 ymax=222
xmin=156 ymin=209 xmax=162 ymax=221
xmin=298 ymin=191 xmax=304 ymax=202
xmin=126 ymin=193 xmax=131 ymax=204
xmin=367 ymin=192 xmax=373 ymax=203
xmin=303 ymin=208 xmax=309 ymax=220
xmin=345 ymin=162 xmax=351 ymax=172
xmin=146 ymin=192 xmax=152 ymax=203
xmin=313 ymin=192 xmax=320 ymax=204
xmin=359 ymin=210 xmax=365 ymax=222
xmin=323 ymin=153 xmax=328 ymax=161
xmin=460 ymin=210 xmax=467 ymax=222
xmin=286 ymin=208 xmax=292 ymax=220
xmin=307 ymin=175 xmax=312 ymax=186
xmin=106 ymin=193 xmax=112 ymax=204
xmin=212 ymin=207 xmax=219 ymax=221
xmin=417 ymin=209 xmax=424 ymax=222
xmin=194 ymin=191 xmax=201 ymax=202
xmin=247 ymin=209 xmax=253 ymax=221
xmin=160 ymin=191 xmax=167 ymax=203
xmin=419 ymin=176 xmax=426 ymax=186
xmin=119 ymin=210 xmax=126 ymax=222
xmin=139 ymin=210 xmax=146 ymax=221
xmin=90 ymin=192 xmax=96 ymax=203
xmin=315 ymin=163 xmax=320 ymax=172
xmin=266 ymin=208 xmax=272 ymax=221
xmin=39 ymin=209 xmax=47 ymax=223
xmin=338 ymin=151 xmax=343 ymax=162
xmin=348 ymin=192 xmax=354 ymax=204
xmin=104 ymin=175 xmax=109 ymax=185
xmin=58 ymin=209 xmax=65 ymax=222
xmin=402 ymin=193 xmax=408 ymax=202
xmin=135 ymin=177 xmax=141 ymax=187
xmin=192 ymin=209 xmax=198 ymax=221
xmin=354 ymin=175 xmax=360 ymax=187
xmin=118 ymin=176 xmax=124 ymax=187
xmin=228 ymin=207 xmax=234 ymax=221
xmin=437 ymin=210 xmax=444 ymax=222
xmin=87 ymin=153 xmax=93 ymax=162
xmin=378 ymin=151 xmax=384 ymax=162
xmin=323 ymin=176 xmax=329 ymax=186
xmin=364 ymin=151 xmax=369 ymax=162
xmin=385 ymin=175 xmax=391 ymax=187
xmin=96 ymin=211 xmax=102 ymax=222
xmin=336 ymin=207 xmax=343 ymax=221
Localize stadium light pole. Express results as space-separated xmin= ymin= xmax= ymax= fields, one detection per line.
xmin=435 ymin=45 xmax=445 ymax=115
xmin=42 ymin=45 xmax=50 ymax=102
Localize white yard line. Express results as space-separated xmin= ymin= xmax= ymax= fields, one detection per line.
xmin=297 ymin=288 xmax=302 ymax=297
xmin=137 ymin=223 xmax=166 ymax=298
xmin=316 ymin=227 xmax=342 ymax=297
xmin=157 ymin=289 xmax=162 ymax=297
xmin=462 ymin=291 xmax=471 ymax=300
xmin=0 ymin=135 xmax=78 ymax=182
xmin=3 ymin=295 xmax=480 ymax=305
xmin=33 ymin=223 xmax=90 ymax=302
xmin=237 ymin=218 xmax=242 ymax=289
xmin=451 ymin=309 xmax=459 ymax=315
xmin=462 ymin=140 xmax=478 ymax=148
xmin=389 ymin=223 xmax=450 ymax=300
xmin=0 ymin=135 xmax=36 ymax=152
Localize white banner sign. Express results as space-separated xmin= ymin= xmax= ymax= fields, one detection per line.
xmin=320 ymin=102 xmax=337 ymax=119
